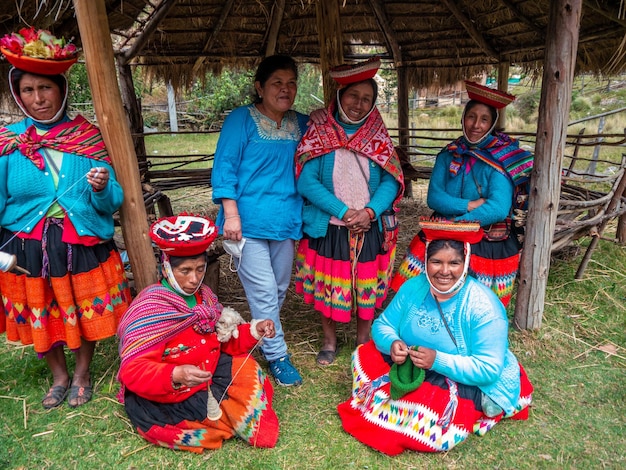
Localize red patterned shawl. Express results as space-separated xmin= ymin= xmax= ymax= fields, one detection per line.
xmin=0 ymin=115 xmax=111 ymax=170
xmin=295 ymin=101 xmax=404 ymax=207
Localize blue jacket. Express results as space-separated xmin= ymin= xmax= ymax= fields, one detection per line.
xmin=0 ymin=118 xmax=124 ymax=240
xmin=372 ymin=274 xmax=522 ymax=415
xmin=428 ymin=148 xmax=513 ymax=226
xmin=297 ymin=151 xmax=400 ymax=238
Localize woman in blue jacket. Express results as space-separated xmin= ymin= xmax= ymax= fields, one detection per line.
xmin=295 ymin=57 xmax=403 ymax=365
xmin=0 ymin=34 xmax=130 ymax=409
xmin=392 ymin=81 xmax=533 ymax=307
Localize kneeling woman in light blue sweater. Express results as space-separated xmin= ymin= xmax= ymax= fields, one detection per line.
xmin=338 ymin=220 xmax=533 ymax=454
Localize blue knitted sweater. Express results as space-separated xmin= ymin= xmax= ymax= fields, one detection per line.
xmin=372 ymin=274 xmax=522 ymax=414
xmin=0 ymin=118 xmax=124 ymax=240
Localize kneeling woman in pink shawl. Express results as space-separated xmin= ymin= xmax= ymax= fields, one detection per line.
xmin=117 ymin=214 xmax=279 ymax=452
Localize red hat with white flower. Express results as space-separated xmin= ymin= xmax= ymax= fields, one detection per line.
xmin=330 ymin=56 xmax=381 ymax=86
xmin=150 ymin=213 xmax=219 ymax=257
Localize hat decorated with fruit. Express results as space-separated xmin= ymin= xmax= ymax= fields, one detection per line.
xmin=150 ymin=213 xmax=218 ymax=257
xmin=330 ymin=56 xmax=381 ymax=86
xmin=464 ymin=80 xmax=515 ymax=110
xmin=0 ymin=27 xmax=78 ymax=75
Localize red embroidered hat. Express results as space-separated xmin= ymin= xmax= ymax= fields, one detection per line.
xmin=330 ymin=56 xmax=381 ymax=86
xmin=464 ymin=80 xmax=515 ymax=109
xmin=150 ymin=213 xmax=218 ymax=257
xmin=419 ymin=217 xmax=484 ymax=244
xmin=0 ymin=28 xmax=78 ymax=75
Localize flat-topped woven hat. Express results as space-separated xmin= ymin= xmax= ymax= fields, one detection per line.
xmin=150 ymin=213 xmax=218 ymax=257
xmin=464 ymin=80 xmax=515 ymax=109
xmin=419 ymin=217 xmax=484 ymax=244
xmin=0 ymin=27 xmax=78 ymax=75
xmin=330 ymin=56 xmax=381 ymax=86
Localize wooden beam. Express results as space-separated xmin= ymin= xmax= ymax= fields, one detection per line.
xmin=499 ymin=0 xmax=545 ymax=34
xmin=368 ymin=0 xmax=403 ymax=65
xmin=316 ymin=0 xmax=344 ymax=104
xmin=514 ymin=0 xmax=582 ymax=330
xmin=439 ymin=0 xmax=500 ymax=60
xmin=73 ymin=0 xmax=158 ymax=291
xmin=583 ymin=0 xmax=626 ymax=27
xmin=192 ymin=0 xmax=235 ymax=74
xmin=120 ymin=0 xmax=178 ymax=64
xmin=265 ymin=0 xmax=286 ymax=57
xmin=496 ymin=61 xmax=509 ymax=130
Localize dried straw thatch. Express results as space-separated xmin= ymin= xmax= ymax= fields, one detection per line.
xmin=0 ymin=0 xmax=624 ymax=94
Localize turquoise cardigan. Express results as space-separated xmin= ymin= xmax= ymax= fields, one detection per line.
xmin=0 ymin=118 xmax=124 ymax=240
xmin=297 ymin=151 xmax=400 ymax=239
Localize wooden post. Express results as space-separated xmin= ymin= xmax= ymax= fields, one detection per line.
xmin=496 ymin=62 xmax=509 ymax=130
xmin=514 ymin=0 xmax=582 ymax=330
xmin=397 ymin=65 xmax=412 ymax=198
xmin=73 ymin=0 xmax=158 ymax=291
xmin=316 ymin=0 xmax=344 ymax=104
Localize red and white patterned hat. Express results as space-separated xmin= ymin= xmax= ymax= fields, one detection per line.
xmin=150 ymin=213 xmax=218 ymax=257
xmin=465 ymin=80 xmax=515 ymax=109
xmin=419 ymin=217 xmax=484 ymax=244
xmin=330 ymin=56 xmax=381 ymax=86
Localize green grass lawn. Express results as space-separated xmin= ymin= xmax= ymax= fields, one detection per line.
xmin=1 ymin=197 xmax=624 ymax=469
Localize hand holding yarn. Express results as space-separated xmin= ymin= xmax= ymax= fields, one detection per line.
xmin=87 ymin=167 xmax=109 ymax=192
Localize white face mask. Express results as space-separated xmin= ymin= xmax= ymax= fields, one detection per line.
xmin=223 ymin=237 xmax=246 ymax=272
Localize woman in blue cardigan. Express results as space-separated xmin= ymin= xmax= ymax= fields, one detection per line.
xmin=0 ymin=33 xmax=130 ymax=409
xmin=338 ymin=219 xmax=533 ymax=454
xmin=295 ymin=58 xmax=403 ymax=365
xmin=392 ymin=81 xmax=533 ymax=307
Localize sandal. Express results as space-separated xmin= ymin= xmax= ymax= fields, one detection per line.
xmin=316 ymin=348 xmax=338 ymax=366
xmin=68 ymin=380 xmax=93 ymax=408
xmin=42 ymin=380 xmax=70 ymax=409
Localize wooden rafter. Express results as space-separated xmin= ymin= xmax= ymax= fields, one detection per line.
xmin=191 ymin=0 xmax=235 ymax=74
xmin=583 ymin=0 xmax=626 ymax=27
xmin=368 ymin=0 xmax=403 ymax=65
xmin=119 ymin=0 xmax=178 ymax=64
xmin=265 ymin=0 xmax=286 ymax=57
xmin=498 ymin=0 xmax=544 ymax=34
xmin=439 ymin=0 xmax=500 ymax=60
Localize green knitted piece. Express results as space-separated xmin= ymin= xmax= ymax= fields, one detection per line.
xmin=389 ymin=357 xmax=425 ymax=400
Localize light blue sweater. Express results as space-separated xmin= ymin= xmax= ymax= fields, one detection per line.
xmin=297 ymin=151 xmax=400 ymax=239
xmin=0 ymin=118 xmax=124 ymax=240
xmin=372 ymin=274 xmax=522 ymax=414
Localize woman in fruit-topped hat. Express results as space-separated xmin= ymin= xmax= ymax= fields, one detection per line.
xmin=0 ymin=27 xmax=131 ymax=409
xmin=392 ymin=81 xmax=534 ymax=307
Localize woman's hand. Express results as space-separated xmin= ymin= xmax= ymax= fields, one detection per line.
xmin=408 ymin=346 xmax=436 ymax=369
xmin=256 ymin=319 xmax=275 ymax=338
xmin=222 ymin=199 xmax=243 ymax=241
xmin=307 ymin=108 xmax=328 ymax=126
xmin=467 ymin=197 xmax=486 ymax=212
xmin=171 ymin=364 xmax=213 ymax=388
xmin=343 ymin=208 xmax=371 ymax=233
xmin=390 ymin=340 xmax=409 ymax=364
xmin=87 ymin=167 xmax=109 ymax=192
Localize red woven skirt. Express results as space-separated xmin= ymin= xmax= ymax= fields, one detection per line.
xmin=337 ymin=341 xmax=533 ymax=454
xmin=0 ymin=225 xmax=131 ymax=354
xmin=124 ymin=354 xmax=279 ymax=452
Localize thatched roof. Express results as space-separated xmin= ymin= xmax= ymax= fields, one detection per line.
xmin=1 ymin=0 xmax=625 ymax=90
